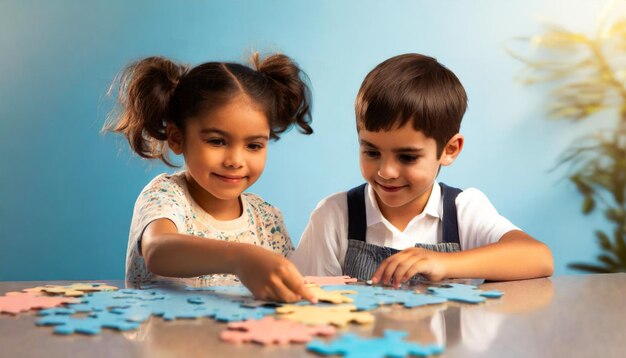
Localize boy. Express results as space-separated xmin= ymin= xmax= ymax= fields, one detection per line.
xmin=291 ymin=53 xmax=553 ymax=286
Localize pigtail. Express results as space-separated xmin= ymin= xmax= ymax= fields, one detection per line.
xmin=104 ymin=57 xmax=188 ymax=166
xmin=251 ymin=53 xmax=313 ymax=139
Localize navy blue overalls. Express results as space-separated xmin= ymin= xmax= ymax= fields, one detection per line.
xmin=343 ymin=183 xmax=463 ymax=282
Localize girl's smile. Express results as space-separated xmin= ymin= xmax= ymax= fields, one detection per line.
xmin=211 ymin=173 xmax=248 ymax=184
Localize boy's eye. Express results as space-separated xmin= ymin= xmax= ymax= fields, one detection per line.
xmin=398 ymin=154 xmax=418 ymax=163
xmin=247 ymin=143 xmax=265 ymax=151
xmin=362 ymin=150 xmax=380 ymax=158
xmin=204 ymin=138 xmax=225 ymax=146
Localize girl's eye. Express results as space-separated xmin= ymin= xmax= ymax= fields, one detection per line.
xmin=362 ymin=150 xmax=380 ymax=158
xmin=205 ymin=138 xmax=225 ymax=146
xmin=398 ymin=154 xmax=418 ymax=163
xmin=247 ymin=143 xmax=265 ymax=151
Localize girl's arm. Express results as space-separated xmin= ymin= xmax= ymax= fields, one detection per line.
xmin=142 ymin=218 xmax=317 ymax=303
xmin=371 ymin=230 xmax=553 ymax=286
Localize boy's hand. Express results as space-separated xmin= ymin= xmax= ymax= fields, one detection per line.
xmin=235 ymin=245 xmax=318 ymax=304
xmin=371 ymin=247 xmax=448 ymax=288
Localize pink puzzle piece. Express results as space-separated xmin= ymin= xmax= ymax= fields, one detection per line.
xmin=220 ymin=316 xmax=336 ymax=345
xmin=304 ymin=276 xmax=358 ymax=286
xmin=0 ymin=292 xmax=79 ymax=315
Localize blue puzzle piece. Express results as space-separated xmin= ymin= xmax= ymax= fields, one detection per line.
xmin=68 ymin=289 xmax=166 ymax=312
xmin=210 ymin=305 xmax=275 ymax=322
xmin=427 ymin=283 xmax=503 ymax=303
xmin=323 ymin=285 xmax=447 ymax=310
xmin=119 ymin=288 xmax=274 ymax=322
xmin=307 ymin=329 xmax=444 ymax=358
xmin=36 ymin=311 xmax=140 ymax=335
xmin=109 ymin=306 xmax=153 ymax=323
xmin=37 ymin=307 xmax=76 ymax=316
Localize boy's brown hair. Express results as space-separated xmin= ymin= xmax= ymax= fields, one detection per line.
xmin=355 ymin=53 xmax=467 ymax=156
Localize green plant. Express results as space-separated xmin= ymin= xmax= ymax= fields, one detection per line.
xmin=511 ymin=16 xmax=626 ymax=272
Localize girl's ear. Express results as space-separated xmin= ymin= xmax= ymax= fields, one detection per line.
xmin=439 ymin=133 xmax=464 ymax=166
xmin=167 ymin=123 xmax=184 ymax=155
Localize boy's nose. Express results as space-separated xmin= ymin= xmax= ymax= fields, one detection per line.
xmin=377 ymin=160 xmax=399 ymax=180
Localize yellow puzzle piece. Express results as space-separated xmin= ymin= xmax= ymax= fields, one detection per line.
xmin=306 ymin=284 xmax=356 ymax=304
xmin=23 ymin=283 xmax=118 ymax=297
xmin=276 ymin=304 xmax=374 ymax=327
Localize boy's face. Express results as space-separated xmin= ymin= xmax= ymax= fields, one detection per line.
xmin=358 ymin=122 xmax=461 ymax=217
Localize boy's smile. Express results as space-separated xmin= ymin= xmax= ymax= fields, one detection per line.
xmin=358 ymin=122 xmax=461 ymax=230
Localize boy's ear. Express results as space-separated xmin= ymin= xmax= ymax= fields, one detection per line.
xmin=167 ymin=123 xmax=184 ymax=155
xmin=439 ymin=133 xmax=464 ymax=166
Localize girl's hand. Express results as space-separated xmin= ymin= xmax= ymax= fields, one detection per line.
xmin=235 ymin=245 xmax=318 ymax=304
xmin=371 ymin=247 xmax=449 ymax=288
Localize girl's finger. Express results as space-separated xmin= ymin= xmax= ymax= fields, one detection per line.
xmin=269 ymin=277 xmax=301 ymax=303
xmin=283 ymin=268 xmax=317 ymax=304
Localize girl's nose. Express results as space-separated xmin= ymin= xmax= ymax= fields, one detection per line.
xmin=223 ymin=148 xmax=244 ymax=169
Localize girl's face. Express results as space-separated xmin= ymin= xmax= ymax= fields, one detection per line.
xmin=168 ymin=95 xmax=270 ymax=217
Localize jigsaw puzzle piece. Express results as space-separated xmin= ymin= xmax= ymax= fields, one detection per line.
xmin=307 ymin=329 xmax=444 ymax=358
xmin=306 ymin=285 xmax=356 ymax=304
xmin=276 ymin=304 xmax=373 ymax=327
xmin=322 ymin=285 xmax=446 ymax=310
xmin=0 ymin=292 xmax=79 ymax=315
xmin=304 ymin=276 xmax=358 ymax=286
xmin=427 ymin=283 xmax=503 ymax=303
xmin=220 ymin=316 xmax=336 ymax=345
xmin=38 ymin=307 xmax=76 ymax=316
xmin=36 ymin=311 xmax=140 ymax=335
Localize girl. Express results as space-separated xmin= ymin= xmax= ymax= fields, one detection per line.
xmin=105 ymin=53 xmax=316 ymax=303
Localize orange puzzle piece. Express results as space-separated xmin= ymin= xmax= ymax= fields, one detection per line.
xmin=304 ymin=276 xmax=358 ymax=286
xmin=0 ymin=292 xmax=79 ymax=315
xmin=220 ymin=316 xmax=336 ymax=345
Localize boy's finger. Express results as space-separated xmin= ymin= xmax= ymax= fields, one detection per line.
xmin=392 ymin=259 xmax=418 ymax=288
xmin=402 ymin=260 xmax=427 ymax=283
xmin=371 ymin=257 xmax=393 ymax=284
xmin=380 ymin=257 xmax=403 ymax=285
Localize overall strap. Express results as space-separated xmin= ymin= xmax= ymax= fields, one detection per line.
xmin=440 ymin=182 xmax=462 ymax=247
xmin=347 ymin=183 xmax=368 ymax=242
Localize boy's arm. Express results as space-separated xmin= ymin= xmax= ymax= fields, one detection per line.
xmin=442 ymin=230 xmax=553 ymax=280
xmin=142 ymin=218 xmax=316 ymax=303
xmin=371 ymin=230 xmax=553 ymax=286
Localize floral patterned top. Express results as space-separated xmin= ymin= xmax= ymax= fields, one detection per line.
xmin=125 ymin=172 xmax=293 ymax=285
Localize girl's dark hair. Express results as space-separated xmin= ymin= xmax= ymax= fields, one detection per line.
xmin=105 ymin=53 xmax=313 ymax=166
xmin=355 ymin=53 xmax=467 ymax=157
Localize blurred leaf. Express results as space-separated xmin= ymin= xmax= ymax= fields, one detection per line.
xmin=595 ymin=230 xmax=613 ymax=251
xmin=513 ymin=13 xmax=626 ymax=273
xmin=597 ymin=254 xmax=619 ymax=268
xmin=582 ymin=196 xmax=596 ymax=214
xmin=606 ymin=208 xmax=625 ymax=223
xmin=568 ymin=263 xmax=613 ymax=273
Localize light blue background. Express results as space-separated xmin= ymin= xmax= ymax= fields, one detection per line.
xmin=0 ymin=0 xmax=615 ymax=280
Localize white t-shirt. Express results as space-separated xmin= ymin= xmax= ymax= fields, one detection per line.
xmin=126 ymin=172 xmax=293 ymax=284
xmin=290 ymin=183 xmax=519 ymax=276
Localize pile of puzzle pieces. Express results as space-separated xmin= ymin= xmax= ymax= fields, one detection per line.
xmin=0 ymin=278 xmax=504 ymax=357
